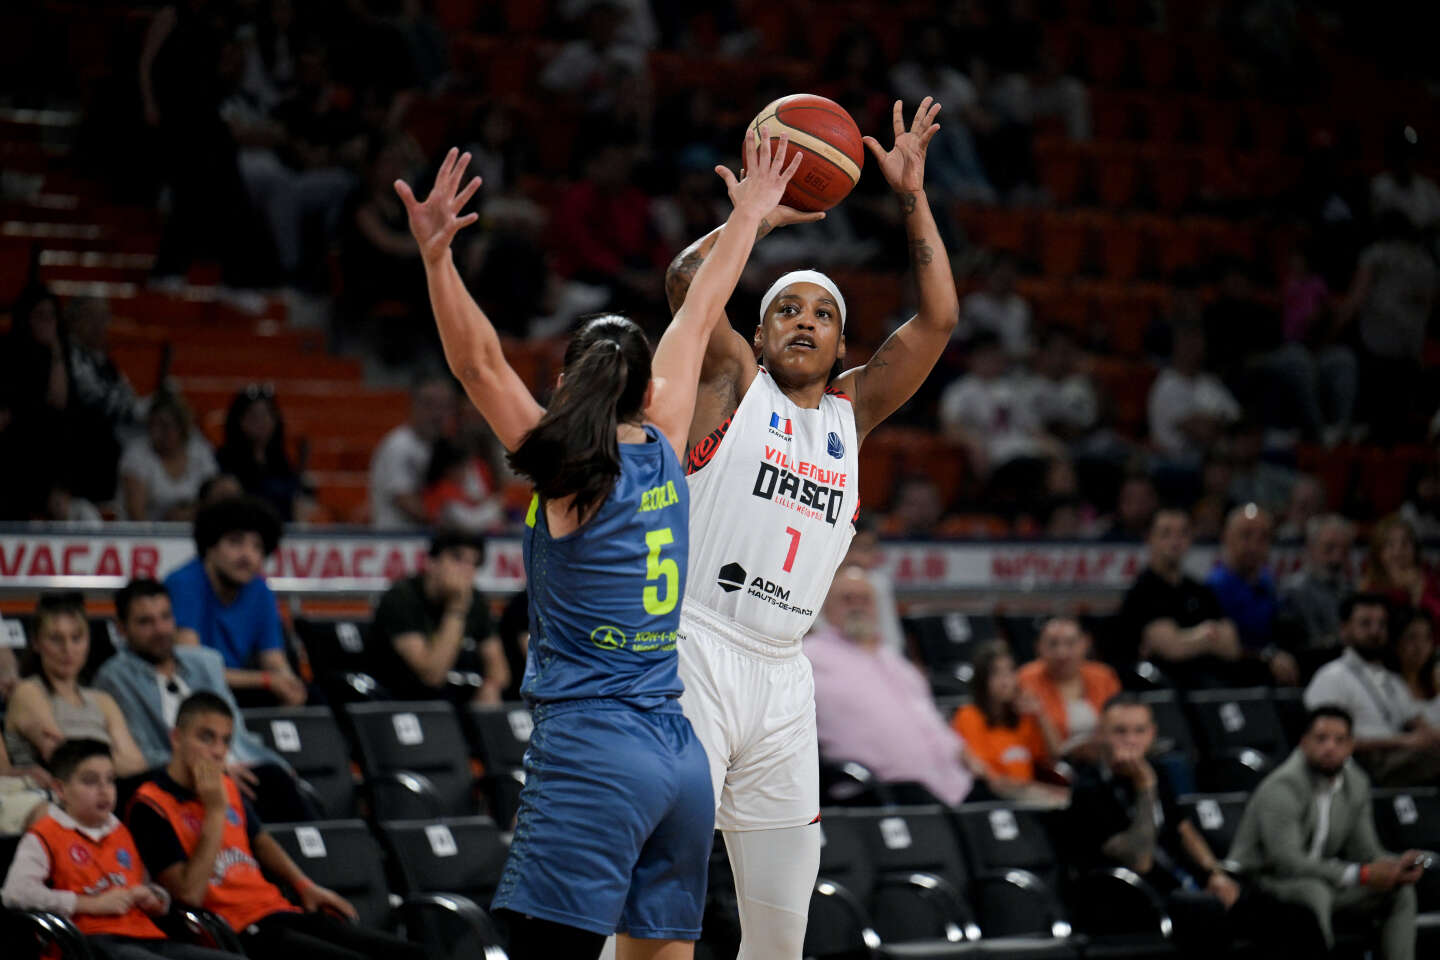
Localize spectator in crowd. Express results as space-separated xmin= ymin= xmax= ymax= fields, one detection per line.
xmin=1343 ymin=211 xmax=1437 ymax=441
xmin=1101 ymin=474 xmax=1159 ymax=542
xmin=547 ymin=134 xmax=668 ymax=317
xmin=1029 ymin=327 xmax=1101 ymax=447
xmin=96 ymin=579 xmax=314 ymax=823
xmin=42 ymin=481 xmax=104 ymax=527
xmin=495 ymin=590 xmax=530 ymax=702
xmin=0 ymin=286 xmax=72 ymax=519
xmin=369 ymin=376 xmax=457 ymax=529
xmin=1370 ymin=125 xmax=1440 ymax=232
xmin=0 ymin=643 xmax=19 ymax=704
xmin=119 ymin=393 xmax=219 ymax=523
xmin=139 ymin=2 xmax=276 ymax=304
xmin=1066 ymin=694 xmax=1252 ymax=957
xmin=883 ymin=475 xmax=947 ymax=539
xmin=0 ymin=734 xmax=50 ymax=834
xmin=1361 ymin=513 xmax=1440 ymax=622
xmin=1205 ymin=504 xmax=1300 ymax=685
xmin=0 ymin=739 xmax=242 ymax=960
xmin=1279 ymin=250 xmax=1356 ymax=446
xmin=540 ymin=1 xmax=649 ymax=122
xmin=66 ymin=296 xmax=144 ymax=505
xmin=198 ymin=474 xmax=245 ymax=506
xmin=128 ymin=693 xmax=425 ymax=960
xmin=1304 ymin=594 xmax=1440 ymax=786
xmin=420 ymin=403 xmax=505 ymax=534
xmin=1276 ymin=473 xmax=1326 ymax=540
xmin=1395 ymin=609 xmax=1440 ymax=726
xmin=952 ymin=641 xmax=1067 ymax=805
xmin=1147 ymin=322 xmax=1241 ymax=465
xmin=1400 ymin=444 xmax=1440 ymax=539
xmin=960 ymin=253 xmax=1032 ymax=358
xmin=4 ymin=594 xmax=148 ymax=779
xmin=216 ymin=386 xmax=310 ymax=522
xmin=1189 ymin=455 xmax=1233 ymax=542
xmin=1227 ymin=705 xmax=1421 ymax=960
xmin=367 ymin=528 xmax=507 ymax=705
xmin=940 ymin=330 xmax=1061 ymax=496
xmin=340 ymin=134 xmax=430 ymax=366
xmin=887 ymin=20 xmax=996 ymax=204
xmin=165 ymin=497 xmax=306 ymax=707
xmin=1224 ymin=421 xmax=1298 ymax=517
xmin=806 ymin=567 xmax=979 ymax=805
xmin=1017 ymin=618 xmax=1120 ymax=758
xmin=1114 ymin=508 xmax=1243 ymax=688
xmin=1281 ymin=514 xmax=1355 ymax=672
xmin=834 ymin=515 xmax=904 ymax=655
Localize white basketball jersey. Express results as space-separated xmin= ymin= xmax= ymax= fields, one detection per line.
xmin=683 ymin=368 xmax=859 ymax=646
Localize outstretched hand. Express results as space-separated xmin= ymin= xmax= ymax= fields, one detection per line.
xmin=394 ymin=147 xmax=483 ymax=266
xmin=716 ymin=125 xmax=807 ymax=223
xmin=863 ymin=97 xmax=942 ymax=194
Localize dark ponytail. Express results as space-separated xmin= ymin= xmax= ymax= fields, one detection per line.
xmin=508 ymin=314 xmax=651 ymax=518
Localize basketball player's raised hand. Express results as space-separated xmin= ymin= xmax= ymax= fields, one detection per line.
xmin=716 ymin=125 xmax=806 ymax=223
xmin=863 ymin=97 xmax=942 ymax=194
xmin=394 ymin=147 xmax=483 ymax=266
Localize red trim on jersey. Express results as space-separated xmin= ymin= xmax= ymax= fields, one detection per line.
xmin=824 ymin=386 xmax=851 ymax=401
xmin=686 ymin=413 xmax=734 ymax=474
xmin=809 ymin=812 xmax=823 ymax=824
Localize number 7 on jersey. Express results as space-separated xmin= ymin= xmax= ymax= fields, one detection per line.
xmin=782 ymin=526 xmax=801 ymax=573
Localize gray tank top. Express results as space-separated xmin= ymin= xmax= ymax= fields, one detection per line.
xmin=4 ymin=684 xmax=111 ymax=767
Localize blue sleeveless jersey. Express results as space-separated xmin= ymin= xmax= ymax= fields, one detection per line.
xmin=520 ymin=425 xmax=690 ymax=708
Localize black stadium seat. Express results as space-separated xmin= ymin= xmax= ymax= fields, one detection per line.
xmin=381 ymin=815 xmax=510 ymax=908
xmin=294 ymin=617 xmax=388 ymax=702
xmin=265 ymin=820 xmax=394 ymax=929
xmin=468 ymin=702 xmax=532 ymax=828
xmin=952 ymin=805 xmax=1072 ymax=941
xmin=1372 ymin=788 xmax=1440 ymax=916
xmin=1184 ymin=688 xmax=1288 ymax=757
xmin=344 ymin=701 xmax=476 ymax=819
xmin=1174 ymin=793 xmax=1249 ymax=869
xmin=244 ymin=706 xmax=357 ymax=818
xmin=1139 ymin=690 xmax=1198 ymax=796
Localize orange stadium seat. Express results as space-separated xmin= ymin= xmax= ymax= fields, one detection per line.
xmin=1096 ymin=215 xmax=1143 ymax=281
xmin=1035 ymin=138 xmax=1084 ymax=207
xmin=957 ymin=207 xmax=1034 ymax=261
xmin=1136 ymin=36 xmax=1178 ymax=89
xmin=1078 ymin=27 xmax=1132 ymax=86
xmin=1038 ymin=211 xmax=1091 ymax=277
xmin=1094 ymin=143 xmax=1141 ymax=209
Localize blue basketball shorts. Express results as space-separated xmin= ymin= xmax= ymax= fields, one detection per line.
xmin=491 ymin=698 xmax=715 ymax=940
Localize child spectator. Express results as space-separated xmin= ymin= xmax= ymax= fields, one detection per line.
xmin=2 ymin=738 xmax=240 ymax=960
xmin=952 ymin=641 xmax=1067 ymax=804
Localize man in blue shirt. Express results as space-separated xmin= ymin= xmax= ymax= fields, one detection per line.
xmin=165 ymin=497 xmax=306 ymax=706
xmin=1206 ymin=503 xmax=1301 ymax=686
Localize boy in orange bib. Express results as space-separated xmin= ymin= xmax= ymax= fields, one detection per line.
xmin=0 ymin=738 xmax=240 ymax=960
xmin=127 ymin=692 xmax=424 ymax=960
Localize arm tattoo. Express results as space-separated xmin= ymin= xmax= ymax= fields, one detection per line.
xmin=896 ymin=191 xmax=918 ymax=216
xmin=909 ymin=237 xmax=935 ymax=266
xmin=1101 ymin=788 xmax=1159 ymax=872
xmin=756 ymin=217 xmax=772 ymax=240
xmin=665 ymin=249 xmax=705 ymax=311
xmin=867 ymin=333 xmax=899 ymax=371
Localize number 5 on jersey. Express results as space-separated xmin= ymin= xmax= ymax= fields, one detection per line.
xmin=644 ymin=527 xmax=678 ymax=615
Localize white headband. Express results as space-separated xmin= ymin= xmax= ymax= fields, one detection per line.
xmin=759 ymin=270 xmax=847 ymax=330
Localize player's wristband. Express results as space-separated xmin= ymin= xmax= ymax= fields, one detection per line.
xmin=1359 ymin=864 xmax=1371 ymax=886
xmin=261 ymin=672 xmax=272 ymax=691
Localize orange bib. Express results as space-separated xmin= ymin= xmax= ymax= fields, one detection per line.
xmin=29 ymin=815 xmax=166 ymax=939
xmin=131 ymin=775 xmax=298 ymax=931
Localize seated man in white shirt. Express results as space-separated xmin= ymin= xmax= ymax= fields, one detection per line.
xmin=939 ymin=331 xmax=1061 ymax=478
xmin=1303 ymin=593 xmax=1440 ymax=786
xmin=1147 ymin=323 xmax=1241 ymax=464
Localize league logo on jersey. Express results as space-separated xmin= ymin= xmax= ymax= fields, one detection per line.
xmin=69 ymin=844 xmax=92 ymax=866
xmin=116 ymin=848 xmax=132 ymax=870
xmin=827 ymin=431 xmax=844 ymax=458
xmin=717 ymin=562 xmax=747 ymax=593
xmin=768 ymin=413 xmax=794 ymax=440
xmin=589 ymin=625 xmax=628 ymax=650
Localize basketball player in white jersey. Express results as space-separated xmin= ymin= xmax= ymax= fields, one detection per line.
xmin=662 ymin=97 xmax=956 ymax=958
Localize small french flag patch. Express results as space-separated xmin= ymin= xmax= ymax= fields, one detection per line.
xmin=769 ymin=413 xmax=793 ymax=435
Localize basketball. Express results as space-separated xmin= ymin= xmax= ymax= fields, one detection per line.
xmin=745 ymin=94 xmax=864 ymax=212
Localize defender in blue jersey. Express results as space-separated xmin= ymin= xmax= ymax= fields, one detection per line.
xmin=395 ymin=134 xmax=805 ymax=960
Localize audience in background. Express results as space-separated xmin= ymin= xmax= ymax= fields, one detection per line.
xmin=1 ymin=738 xmax=242 ymax=960
xmin=1065 ymin=694 xmax=1249 ymax=957
xmin=1276 ymin=474 xmax=1326 ymax=540
xmin=165 ymin=497 xmax=305 ymax=707
xmin=1281 ymin=514 xmax=1355 ymax=673
xmin=369 ymin=376 xmax=457 ymax=529
xmin=0 ymin=734 xmax=50 ymax=835
xmin=1205 ymin=504 xmax=1299 ymax=685
xmin=96 ymin=579 xmax=315 ymax=823
xmin=65 ymin=297 xmax=143 ymax=506
xmin=1017 ymin=618 xmax=1120 ymax=758
xmin=1303 ymin=594 xmax=1440 ymax=787
xmin=960 ymin=252 xmax=1032 ymax=358
xmin=1361 ymin=513 xmax=1440 ymax=621
xmin=119 ymin=393 xmax=219 ymax=523
xmin=367 ymin=528 xmax=507 ymax=706
xmin=1395 ymin=609 xmax=1440 ymax=726
xmin=952 ymin=641 xmax=1066 ymax=805
xmin=420 ymin=403 xmax=506 ymax=534
xmin=1227 ymin=705 xmax=1420 ymax=960
xmin=3 ymin=594 xmax=148 ymax=779
xmin=216 ymin=387 xmax=311 ymax=523
xmin=1115 ymin=509 xmax=1242 ymax=688
xmin=127 ymin=694 xmax=424 ymax=960
xmin=0 ymin=287 xmax=73 ymax=520
xmin=806 ymin=567 xmax=978 ymax=805
xmin=1148 ymin=322 xmax=1241 ymax=466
